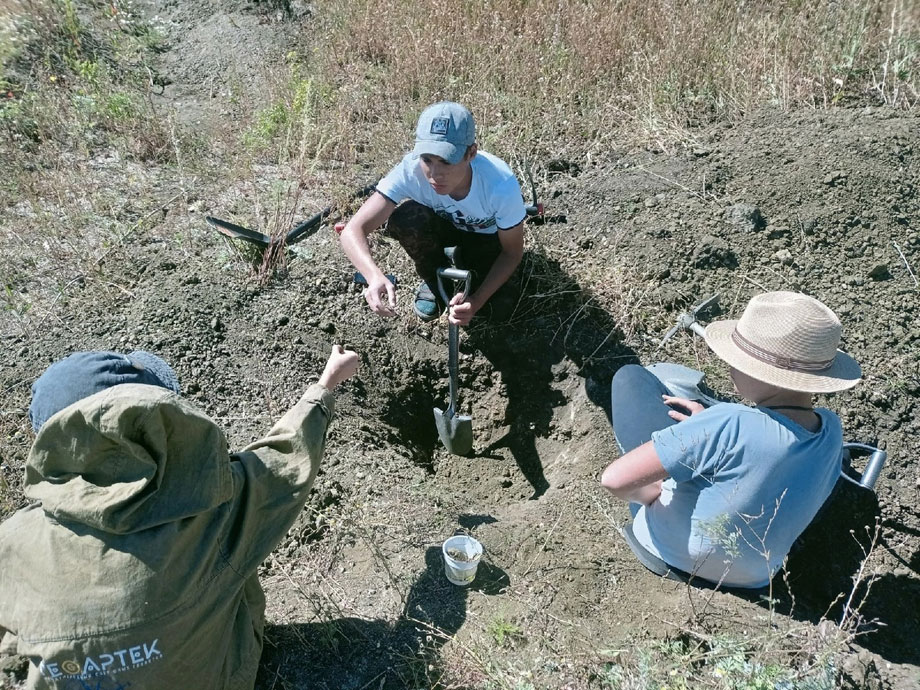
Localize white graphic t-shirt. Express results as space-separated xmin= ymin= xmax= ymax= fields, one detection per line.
xmin=376 ymin=151 xmax=527 ymax=234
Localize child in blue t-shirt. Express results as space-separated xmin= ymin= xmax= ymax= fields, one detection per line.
xmin=339 ymin=101 xmax=527 ymax=325
xmin=602 ymin=292 xmax=862 ymax=589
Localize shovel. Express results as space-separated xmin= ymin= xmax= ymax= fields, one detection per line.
xmin=206 ymin=184 xmax=375 ymax=248
xmin=433 ymin=267 xmax=473 ymax=456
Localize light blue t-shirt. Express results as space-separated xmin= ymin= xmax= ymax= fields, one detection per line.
xmin=376 ymin=151 xmax=526 ymax=234
xmin=632 ymin=403 xmax=842 ymax=588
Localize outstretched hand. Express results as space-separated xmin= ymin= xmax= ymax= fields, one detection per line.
xmin=363 ymin=275 xmax=396 ymax=318
xmin=662 ymin=395 xmax=705 ymax=422
xmin=319 ymin=345 xmax=359 ymax=390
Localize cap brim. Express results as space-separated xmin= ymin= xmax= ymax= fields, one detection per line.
xmin=412 ymin=140 xmax=464 ymax=165
xmin=704 ymin=320 xmax=862 ymax=393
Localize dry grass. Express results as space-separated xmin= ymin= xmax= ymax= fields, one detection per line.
xmin=0 ymin=3 xmax=915 ymax=686
xmin=255 ymin=0 xmax=920 ymax=169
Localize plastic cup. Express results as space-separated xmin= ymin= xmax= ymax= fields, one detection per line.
xmin=442 ymin=535 xmax=483 ymax=586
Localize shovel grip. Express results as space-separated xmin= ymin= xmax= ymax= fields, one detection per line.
xmin=435 ymin=267 xmax=472 ymax=305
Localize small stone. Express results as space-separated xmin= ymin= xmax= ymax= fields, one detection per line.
xmin=868 ymin=263 xmax=890 ymax=280
xmin=723 ymin=203 xmax=765 ymax=233
xmin=773 ymin=249 xmax=794 ymax=265
xmin=546 ymin=158 xmax=580 ymax=175
xmin=692 ymin=235 xmax=738 ymax=269
xmin=276 ymin=315 xmax=290 ymax=326
xmin=644 ymin=197 xmax=658 ymax=208
xmin=870 ymin=391 xmax=891 ymax=408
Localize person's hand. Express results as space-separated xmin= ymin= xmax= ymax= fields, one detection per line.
xmin=363 ymin=274 xmax=396 ymax=318
xmin=319 ymin=345 xmax=359 ymax=390
xmin=662 ymin=395 xmax=705 ymax=422
xmin=447 ymin=293 xmax=480 ymax=326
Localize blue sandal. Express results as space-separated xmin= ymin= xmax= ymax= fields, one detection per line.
xmin=414 ymin=281 xmax=443 ymax=321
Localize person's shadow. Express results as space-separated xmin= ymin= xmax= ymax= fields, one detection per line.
xmin=464 ymin=248 xmax=637 ymax=498
xmin=254 ymin=542 xmax=510 ymax=689
xmin=768 ymin=477 xmax=920 ymax=667
xmin=377 ymin=248 xmax=637 ymax=494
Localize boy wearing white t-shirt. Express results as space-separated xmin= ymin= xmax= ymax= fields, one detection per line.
xmin=339 ymin=102 xmax=527 ymax=325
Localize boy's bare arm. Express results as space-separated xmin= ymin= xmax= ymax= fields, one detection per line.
xmin=448 ymin=223 xmax=524 ymax=326
xmin=339 ymin=192 xmax=398 ymax=316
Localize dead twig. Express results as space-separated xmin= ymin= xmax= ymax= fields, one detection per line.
xmin=636 ymin=164 xmax=722 ymax=205
xmin=892 ymin=241 xmax=918 ymax=287
xmin=522 ymin=509 xmax=563 ymax=577
xmin=741 ymin=274 xmax=771 ymax=292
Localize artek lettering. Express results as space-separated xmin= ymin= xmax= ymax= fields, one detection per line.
xmin=40 ymin=639 xmax=162 ymax=679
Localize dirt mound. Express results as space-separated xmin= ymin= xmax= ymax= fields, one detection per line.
xmin=1 ymin=2 xmax=919 ymax=689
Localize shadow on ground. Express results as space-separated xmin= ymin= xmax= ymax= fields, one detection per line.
xmin=255 ymin=546 xmax=509 ymax=690
xmin=378 ymin=248 xmax=637 ymax=498
xmin=468 ymin=248 xmax=637 ymax=498
xmin=769 ymin=480 xmax=920 ymax=666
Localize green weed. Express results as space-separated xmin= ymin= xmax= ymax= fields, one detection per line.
xmin=598 ymin=633 xmax=838 ymax=690
xmin=0 ymin=0 xmax=172 ymax=161
xmin=487 ymin=617 xmax=523 ymax=648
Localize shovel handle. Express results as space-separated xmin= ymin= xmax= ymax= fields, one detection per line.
xmin=841 ymin=442 xmax=887 ymax=491
xmin=435 ymin=267 xmax=471 ymax=305
xmin=435 ymin=267 xmax=471 ymax=417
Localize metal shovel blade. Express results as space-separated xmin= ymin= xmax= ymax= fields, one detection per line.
xmin=205 ymin=216 xmax=272 ymax=247
xmin=433 ymin=267 xmax=474 ymax=455
xmin=434 ymin=407 xmax=473 ymax=456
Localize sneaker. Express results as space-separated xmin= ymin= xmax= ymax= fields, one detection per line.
xmin=414 ymin=281 xmax=443 ymax=321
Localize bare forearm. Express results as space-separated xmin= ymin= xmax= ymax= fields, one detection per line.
xmin=339 ymin=192 xmax=395 ymax=283
xmin=605 ymin=479 xmax=662 ymax=506
xmin=470 ymin=248 xmax=521 ymax=307
xmin=340 ymin=226 xmax=386 ymax=281
xmin=601 ymin=441 xmax=669 ymax=506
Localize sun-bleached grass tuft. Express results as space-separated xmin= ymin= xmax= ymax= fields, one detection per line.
xmin=255 ymin=0 xmax=920 ymax=169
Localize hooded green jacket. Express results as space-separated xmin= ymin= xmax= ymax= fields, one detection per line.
xmin=0 ymin=382 xmax=335 ymax=689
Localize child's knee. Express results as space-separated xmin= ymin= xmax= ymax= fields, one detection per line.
xmin=387 ymin=200 xmax=435 ymax=236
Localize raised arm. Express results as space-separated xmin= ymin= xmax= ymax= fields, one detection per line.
xmin=224 ymin=346 xmax=358 ymax=574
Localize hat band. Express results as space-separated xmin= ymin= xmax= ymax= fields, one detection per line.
xmin=731 ymin=330 xmax=834 ymax=373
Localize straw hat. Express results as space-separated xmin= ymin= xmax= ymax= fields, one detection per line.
xmin=704 ymin=292 xmax=861 ymax=393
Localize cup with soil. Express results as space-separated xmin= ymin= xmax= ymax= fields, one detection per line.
xmin=442 ymin=535 xmax=483 ymax=586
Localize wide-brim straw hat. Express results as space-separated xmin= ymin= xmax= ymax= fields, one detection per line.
xmin=704 ymin=291 xmax=861 ymax=394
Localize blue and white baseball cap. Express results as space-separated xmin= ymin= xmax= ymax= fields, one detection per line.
xmin=412 ymin=101 xmax=476 ymax=165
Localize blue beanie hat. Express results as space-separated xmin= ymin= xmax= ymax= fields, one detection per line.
xmin=29 ymin=350 xmax=180 ymax=432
